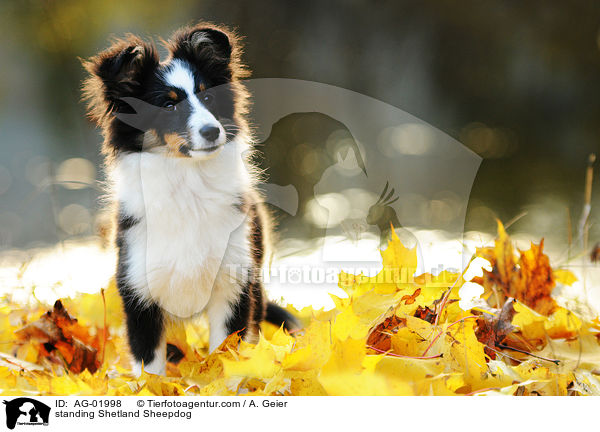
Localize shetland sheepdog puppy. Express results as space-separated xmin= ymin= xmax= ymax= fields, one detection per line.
xmin=83 ymin=23 xmax=299 ymax=376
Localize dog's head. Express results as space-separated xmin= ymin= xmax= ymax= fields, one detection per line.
xmin=83 ymin=24 xmax=249 ymax=159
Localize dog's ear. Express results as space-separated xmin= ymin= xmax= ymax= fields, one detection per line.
xmin=169 ymin=25 xmax=233 ymax=65
xmin=188 ymin=27 xmax=232 ymax=60
xmin=82 ymin=36 xmax=159 ymax=124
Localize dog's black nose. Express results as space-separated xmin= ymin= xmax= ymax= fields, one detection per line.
xmin=200 ymin=125 xmax=220 ymax=142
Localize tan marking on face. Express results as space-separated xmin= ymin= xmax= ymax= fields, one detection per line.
xmin=198 ymin=83 xmax=206 ymax=92
xmin=163 ymin=132 xmax=190 ymax=157
xmin=168 ymin=90 xmax=178 ymax=100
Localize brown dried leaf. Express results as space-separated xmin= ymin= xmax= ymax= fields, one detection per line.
xmin=514 ymin=240 xmax=557 ymax=316
xmin=367 ymin=315 xmax=406 ymax=352
xmin=14 ymin=300 xmax=100 ymax=373
xmin=475 ymin=298 xmax=517 ymax=359
xmin=414 ymin=306 xmax=436 ymax=324
xmin=400 ymin=288 xmax=421 ymax=305
xmin=475 ymin=221 xmax=557 ymax=315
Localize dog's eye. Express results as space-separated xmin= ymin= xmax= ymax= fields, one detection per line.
xmin=163 ymin=102 xmax=176 ymax=111
xmin=201 ymin=93 xmax=214 ymax=106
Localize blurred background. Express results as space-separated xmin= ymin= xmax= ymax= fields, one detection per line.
xmin=0 ymin=1 xmax=598 ymax=306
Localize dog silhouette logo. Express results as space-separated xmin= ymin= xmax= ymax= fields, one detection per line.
xmin=3 ymin=398 xmax=50 ymax=429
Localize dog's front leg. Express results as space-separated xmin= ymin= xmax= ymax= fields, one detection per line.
xmin=206 ymin=280 xmax=263 ymax=352
xmin=123 ymin=299 xmax=166 ymax=376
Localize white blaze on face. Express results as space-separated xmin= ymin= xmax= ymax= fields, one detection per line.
xmin=163 ymin=60 xmax=225 ymax=156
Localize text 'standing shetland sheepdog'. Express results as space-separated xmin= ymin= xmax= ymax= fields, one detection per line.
xmin=83 ymin=23 xmax=300 ymax=376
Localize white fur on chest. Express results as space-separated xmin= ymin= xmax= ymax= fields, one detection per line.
xmin=111 ymin=142 xmax=253 ymax=318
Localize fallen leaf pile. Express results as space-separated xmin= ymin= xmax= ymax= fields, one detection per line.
xmin=13 ymin=300 xmax=101 ymax=374
xmin=1 ymin=223 xmax=600 ymax=395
